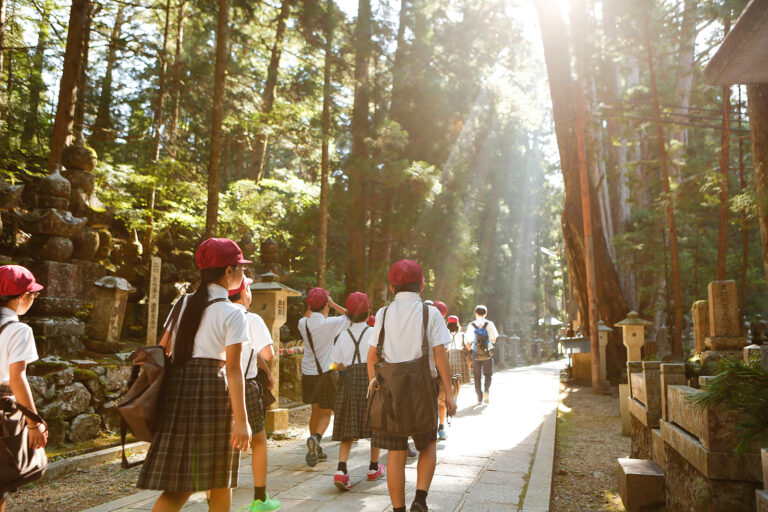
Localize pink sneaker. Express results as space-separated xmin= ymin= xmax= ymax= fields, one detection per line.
xmin=334 ymin=471 xmax=353 ymax=491
xmin=367 ymin=463 xmax=385 ymax=481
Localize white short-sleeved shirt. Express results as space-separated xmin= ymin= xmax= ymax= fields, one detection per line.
xmin=232 ymin=303 xmax=274 ymax=379
xmin=299 ymin=313 xmax=350 ymax=375
xmin=164 ymin=284 xmax=250 ymax=361
xmin=0 ymin=307 xmax=38 ymax=386
xmin=449 ymin=330 xmax=465 ymax=350
xmin=465 ymin=318 xmax=499 ymax=347
xmin=331 ymin=322 xmax=373 ymax=367
xmin=367 ymin=292 xmax=451 ymax=377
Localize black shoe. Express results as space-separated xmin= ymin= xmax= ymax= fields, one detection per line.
xmin=410 ymin=502 xmax=429 ymax=512
xmin=306 ymin=436 xmax=318 ymax=467
xmin=318 ymin=446 xmax=328 ymax=462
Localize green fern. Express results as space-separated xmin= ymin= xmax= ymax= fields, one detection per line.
xmin=688 ymin=357 xmax=768 ymax=453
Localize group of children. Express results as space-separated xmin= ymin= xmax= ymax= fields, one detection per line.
xmin=0 ymin=237 xmax=499 ymax=512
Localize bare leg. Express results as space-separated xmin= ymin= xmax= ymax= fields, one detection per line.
xmin=370 ymin=446 xmax=380 ymax=463
xmin=339 ymin=439 xmax=353 ymax=463
xmin=151 ymin=491 xmax=193 ymax=512
xmin=252 ymin=429 xmax=268 ymax=487
xmin=439 ymin=402 xmax=447 ymax=426
xmin=415 ymin=440 xmax=437 ymax=492
xmin=386 ymin=449 xmax=408 ymax=508
xmin=0 ymin=496 xmax=6 ymax=512
xmin=314 ymin=408 xmax=332 ymax=437
xmin=207 ymin=488 xmax=232 ymax=512
xmin=309 ymin=404 xmax=320 ymax=434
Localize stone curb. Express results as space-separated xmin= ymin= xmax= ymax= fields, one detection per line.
xmin=521 ymin=388 xmax=558 ymax=511
xmin=43 ymin=441 xmax=150 ymax=481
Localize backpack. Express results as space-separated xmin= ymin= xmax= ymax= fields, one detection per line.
xmin=472 ymin=321 xmax=492 ymax=361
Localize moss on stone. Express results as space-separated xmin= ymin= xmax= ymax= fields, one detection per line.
xmin=28 ymin=361 xmax=69 ymax=376
xmin=73 ymin=368 xmax=99 ymax=381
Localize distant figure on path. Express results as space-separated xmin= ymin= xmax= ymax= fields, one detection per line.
xmin=298 ymin=287 xmax=348 ymax=467
xmin=465 ymin=305 xmax=499 ymax=404
xmin=432 ymin=301 xmax=451 ymax=441
xmin=366 ymin=260 xmax=456 ymax=512
xmin=330 ymin=292 xmax=385 ymax=491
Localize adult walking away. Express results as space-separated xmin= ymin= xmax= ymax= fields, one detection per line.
xmin=138 ymin=238 xmax=252 ymax=512
xmin=465 ymin=305 xmax=498 ymax=404
xmin=298 ymin=287 xmax=348 ymax=466
xmin=367 ymin=260 xmax=456 ymax=512
xmin=0 ymin=266 xmax=48 ymax=512
xmin=228 ymin=277 xmax=280 ymax=511
xmin=330 ymin=292 xmax=385 ymax=491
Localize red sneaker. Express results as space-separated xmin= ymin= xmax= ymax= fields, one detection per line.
xmin=334 ymin=471 xmax=353 ymax=491
xmin=367 ymin=463 xmax=385 ymax=481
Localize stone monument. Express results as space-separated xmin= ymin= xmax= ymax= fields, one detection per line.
xmin=701 ymin=280 xmax=747 ymax=367
xmin=617 ymin=312 xmax=653 ymax=362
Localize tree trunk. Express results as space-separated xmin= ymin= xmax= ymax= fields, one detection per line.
xmin=248 ymin=0 xmax=291 ymax=183
xmin=535 ymin=0 xmax=629 ymax=380
xmin=73 ymin=0 xmax=93 ymax=140
xmin=643 ymin=11 xmax=683 ymax=359
xmin=151 ymin=0 xmax=172 ymax=162
xmin=0 ymin=0 xmax=6 ymax=128
xmin=92 ymin=3 xmax=123 ymax=136
xmin=345 ymin=0 xmax=372 ymax=294
xmin=670 ymin=0 xmax=698 ymax=180
xmin=22 ymin=2 xmax=50 ymax=146
xmin=168 ymin=0 xmax=185 ymax=158
xmin=318 ymin=0 xmax=333 ymax=288
xmin=205 ymin=0 xmax=229 ymax=238
xmin=747 ymin=83 xmax=768 ymax=293
xmin=738 ymin=87 xmax=748 ymax=330
xmin=717 ymin=82 xmax=731 ymax=280
xmin=48 ymin=0 xmax=90 ymax=172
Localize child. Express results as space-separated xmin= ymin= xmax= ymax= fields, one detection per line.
xmin=138 ymin=238 xmax=252 ymax=512
xmin=0 ymin=265 xmax=48 ymax=512
xmin=330 ymin=292 xmax=385 ymax=490
xmin=367 ymin=260 xmax=456 ymax=512
xmin=298 ymin=287 xmax=349 ymax=466
xmin=228 ymin=277 xmax=280 ymax=512
xmin=433 ymin=301 xmax=450 ymax=441
xmin=465 ymin=305 xmax=499 ymax=404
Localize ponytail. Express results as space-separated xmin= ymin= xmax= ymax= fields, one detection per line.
xmin=174 ymin=266 xmax=228 ymax=364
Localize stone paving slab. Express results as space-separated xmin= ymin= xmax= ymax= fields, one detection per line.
xmin=85 ymin=360 xmax=564 ymax=512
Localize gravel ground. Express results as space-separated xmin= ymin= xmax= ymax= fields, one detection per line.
xmin=5 ymin=406 xmax=314 ymax=512
xmin=551 ymin=382 xmax=630 ymax=512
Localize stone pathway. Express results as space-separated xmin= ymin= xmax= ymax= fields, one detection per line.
xmin=85 ymin=360 xmax=564 ymax=512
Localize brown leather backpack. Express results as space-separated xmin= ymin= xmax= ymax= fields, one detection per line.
xmin=366 ymin=303 xmax=438 ymax=436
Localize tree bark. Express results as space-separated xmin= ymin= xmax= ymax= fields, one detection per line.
xmin=47 ymin=0 xmax=90 ymax=173
xmin=73 ymin=0 xmax=93 ymax=140
xmin=151 ymin=0 xmax=172 ymax=162
xmin=747 ymin=83 xmax=768 ymax=293
xmin=0 ymin=0 xmax=6 ymax=128
xmin=738 ymin=87 xmax=748 ymax=330
xmin=93 ymin=3 xmax=123 ymax=136
xmin=318 ymin=0 xmax=333 ymax=288
xmin=717 ymin=82 xmax=731 ymax=280
xmin=205 ymin=0 xmax=229 ymax=238
xmin=22 ymin=2 xmax=50 ymax=146
xmin=248 ymin=0 xmax=291 ymax=183
xmin=670 ymin=0 xmax=698 ymax=180
xmin=643 ymin=11 xmax=683 ymax=359
xmin=345 ymin=0 xmax=372 ymax=294
xmin=535 ymin=0 xmax=629 ymax=380
xmin=168 ymin=0 xmax=185 ymax=158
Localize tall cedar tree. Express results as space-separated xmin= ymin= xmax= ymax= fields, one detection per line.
xmin=318 ymin=0 xmax=334 ymax=288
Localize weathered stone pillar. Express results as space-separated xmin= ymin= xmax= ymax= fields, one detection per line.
xmin=617 ymin=312 xmax=652 ymax=362
xmin=249 ymin=272 xmax=301 ymax=432
xmin=86 ymin=276 xmax=136 ymax=344
xmin=701 ymin=280 xmax=747 ymax=367
xmin=692 ymin=300 xmax=710 ymax=356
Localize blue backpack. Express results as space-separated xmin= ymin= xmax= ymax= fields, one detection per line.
xmin=472 ymin=321 xmax=492 ymax=360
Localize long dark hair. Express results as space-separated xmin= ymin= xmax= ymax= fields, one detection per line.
xmin=174 ymin=266 xmax=228 ymax=364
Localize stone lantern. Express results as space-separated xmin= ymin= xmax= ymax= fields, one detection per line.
xmin=616 ymin=312 xmax=652 ymax=362
xmin=249 ymin=272 xmax=301 ymax=432
xmin=598 ymin=320 xmax=613 ymax=389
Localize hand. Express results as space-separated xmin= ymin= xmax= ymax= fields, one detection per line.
xmin=445 ymin=396 xmax=457 ymax=417
xmin=28 ymin=424 xmax=48 ymax=450
xmin=230 ymin=421 xmax=252 ymax=452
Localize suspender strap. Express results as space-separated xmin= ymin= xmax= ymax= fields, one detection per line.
xmin=348 ymin=326 xmax=370 ymax=365
xmin=303 ymin=320 xmax=324 ymax=375
xmin=0 ymin=320 xmax=19 ymax=338
xmin=376 ymin=307 xmax=389 ymax=359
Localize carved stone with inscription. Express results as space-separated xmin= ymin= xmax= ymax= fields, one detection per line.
xmin=87 ymin=276 xmax=136 ymax=343
xmin=705 ymin=281 xmax=747 ymax=351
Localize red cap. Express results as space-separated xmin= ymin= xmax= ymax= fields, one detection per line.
xmin=196 ymin=238 xmax=252 ymax=269
xmin=367 ymin=315 xmax=375 ymax=327
xmin=345 ymin=292 xmax=370 ymax=317
xmin=0 ymin=265 xmax=44 ymax=296
xmin=228 ymin=277 xmax=253 ymax=297
xmin=447 ymin=315 xmax=459 ymax=324
xmin=433 ymin=301 xmax=447 ymax=318
xmin=388 ymin=259 xmax=424 ymax=286
xmin=306 ymin=287 xmax=329 ymax=309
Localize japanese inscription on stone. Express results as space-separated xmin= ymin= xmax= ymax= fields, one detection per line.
xmin=146 ymin=256 xmax=162 ymax=346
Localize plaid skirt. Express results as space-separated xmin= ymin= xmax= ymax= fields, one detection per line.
xmin=302 ymin=373 xmax=336 ymax=410
xmin=137 ymin=358 xmax=239 ymax=492
xmin=245 ymin=378 xmax=265 ymax=434
xmin=448 ymin=349 xmax=471 ymax=384
xmin=332 ymin=364 xmax=370 ymax=441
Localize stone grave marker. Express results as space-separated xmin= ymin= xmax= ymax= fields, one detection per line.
xmin=146 ymin=256 xmax=162 ymax=346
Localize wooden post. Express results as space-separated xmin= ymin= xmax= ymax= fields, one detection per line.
xmin=146 ymin=256 xmax=162 ymax=345
xmin=574 ymin=82 xmax=601 ymax=393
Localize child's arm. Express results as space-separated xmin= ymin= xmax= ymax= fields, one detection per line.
xmin=328 ymin=297 xmax=347 ymax=316
xmin=256 ymin=352 xmax=274 ymax=389
xmin=366 ymin=345 xmax=378 ymax=381
xmin=9 ymin=361 xmax=47 ymax=449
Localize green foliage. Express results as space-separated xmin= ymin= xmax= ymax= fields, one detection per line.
xmin=688 ymin=357 xmax=768 ymax=453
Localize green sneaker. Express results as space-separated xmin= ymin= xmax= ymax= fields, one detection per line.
xmin=249 ymin=493 xmax=281 ymax=512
